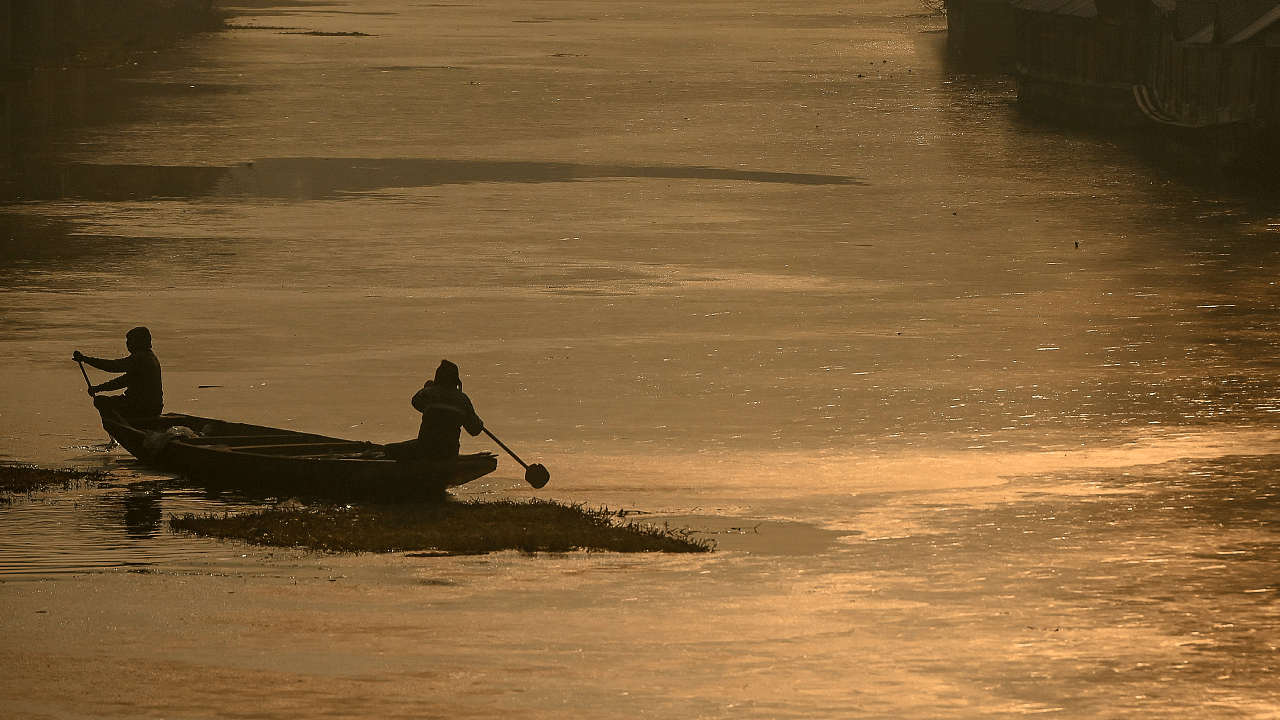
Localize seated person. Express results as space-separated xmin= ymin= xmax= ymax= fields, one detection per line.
xmin=73 ymin=326 xmax=164 ymax=421
xmin=384 ymin=360 xmax=483 ymax=461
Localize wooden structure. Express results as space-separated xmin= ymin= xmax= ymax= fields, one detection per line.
xmin=1141 ymin=2 xmax=1280 ymax=124
xmin=1010 ymin=0 xmax=1280 ymax=168
xmin=1012 ymin=0 xmax=1165 ymax=124
xmin=945 ymin=0 xmax=1018 ymax=70
xmin=100 ymin=411 xmax=500 ymax=501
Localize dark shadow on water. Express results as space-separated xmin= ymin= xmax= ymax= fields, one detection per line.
xmin=0 ymin=212 xmax=194 ymax=297
xmin=10 ymin=164 xmax=230 ymax=202
xmin=6 ymin=158 xmax=865 ymax=201
xmin=120 ymin=487 xmax=163 ymax=539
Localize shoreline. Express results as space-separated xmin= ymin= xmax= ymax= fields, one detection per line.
xmin=7 ymin=0 xmax=230 ymax=70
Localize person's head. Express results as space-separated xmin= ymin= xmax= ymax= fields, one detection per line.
xmin=125 ymin=326 xmax=152 ymax=353
xmin=433 ymin=359 xmax=462 ymax=390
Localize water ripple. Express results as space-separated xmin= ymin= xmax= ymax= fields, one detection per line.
xmin=0 ymin=482 xmax=270 ymax=579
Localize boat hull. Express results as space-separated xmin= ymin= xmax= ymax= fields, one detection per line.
xmin=102 ymin=412 xmax=499 ymax=501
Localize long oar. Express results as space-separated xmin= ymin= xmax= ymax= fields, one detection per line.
xmin=482 ymin=427 xmax=550 ymax=489
xmin=77 ymin=360 xmax=96 ymax=396
xmin=76 ymin=360 xmax=122 ymax=446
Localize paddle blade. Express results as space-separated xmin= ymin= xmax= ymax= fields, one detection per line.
xmin=525 ymin=463 xmax=550 ymax=489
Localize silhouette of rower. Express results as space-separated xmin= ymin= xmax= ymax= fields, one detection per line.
xmin=73 ymin=326 xmax=163 ymax=421
xmin=385 ymin=360 xmax=484 ymax=461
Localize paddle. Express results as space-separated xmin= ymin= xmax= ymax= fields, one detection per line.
xmin=77 ymin=360 xmax=96 ymax=396
xmin=482 ymin=427 xmax=550 ymax=489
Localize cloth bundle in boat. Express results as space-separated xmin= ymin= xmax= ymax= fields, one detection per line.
xmin=142 ymin=425 xmax=199 ymax=452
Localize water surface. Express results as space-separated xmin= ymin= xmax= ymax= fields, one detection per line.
xmin=2 ymin=0 xmax=1279 ymax=716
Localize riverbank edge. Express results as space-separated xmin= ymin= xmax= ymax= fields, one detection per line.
xmin=8 ymin=0 xmax=232 ymax=70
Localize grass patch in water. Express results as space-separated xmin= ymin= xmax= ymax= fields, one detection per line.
xmin=0 ymin=465 xmax=108 ymax=500
xmin=171 ymin=499 xmax=713 ymax=555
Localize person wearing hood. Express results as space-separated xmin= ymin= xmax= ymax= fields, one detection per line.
xmin=385 ymin=359 xmax=484 ymax=461
xmin=73 ymin=326 xmax=163 ymax=420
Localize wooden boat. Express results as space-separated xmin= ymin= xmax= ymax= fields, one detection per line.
xmin=100 ymin=411 xmax=498 ymax=500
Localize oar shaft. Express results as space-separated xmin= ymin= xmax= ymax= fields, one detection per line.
xmin=482 ymin=427 xmax=529 ymax=469
xmin=77 ymin=361 xmax=95 ymax=395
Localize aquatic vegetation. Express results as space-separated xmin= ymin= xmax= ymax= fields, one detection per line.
xmin=171 ymin=499 xmax=714 ymax=555
xmin=0 ymin=465 xmax=107 ymax=501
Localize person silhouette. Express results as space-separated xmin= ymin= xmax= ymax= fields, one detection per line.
xmin=384 ymin=360 xmax=484 ymax=461
xmin=73 ymin=326 xmax=163 ymax=421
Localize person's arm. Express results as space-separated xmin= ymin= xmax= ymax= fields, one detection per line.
xmin=462 ymin=397 xmax=484 ymax=437
xmin=411 ymin=381 xmax=436 ymax=412
xmin=81 ymin=355 xmax=134 ymax=373
xmin=75 ymin=353 xmax=136 ymax=394
xmin=94 ymin=374 xmax=130 ymax=393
